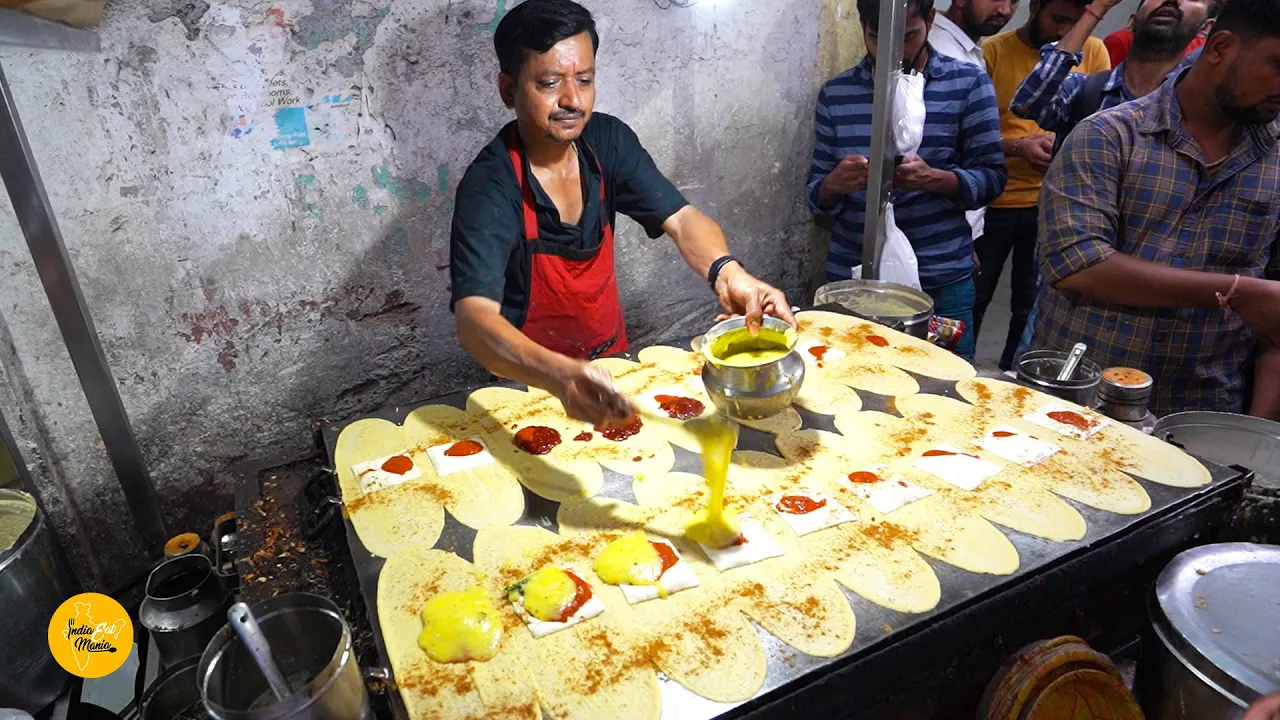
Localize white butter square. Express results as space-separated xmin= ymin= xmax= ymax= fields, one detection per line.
xmin=620 ymin=542 xmax=700 ymax=604
xmin=769 ymin=490 xmax=855 ymax=535
xmin=845 ymin=469 xmax=933 ymax=514
xmin=1024 ymin=403 xmax=1109 ymax=440
xmin=509 ymin=573 xmax=606 ymax=639
xmin=351 ymin=454 xmax=420 ymax=494
xmin=696 ymin=516 xmax=784 ymax=572
xmin=796 ymin=340 xmax=847 ymax=364
xmin=913 ymin=445 xmax=1002 ymax=491
xmin=979 ymin=425 xmax=1060 ymax=467
xmin=425 ymin=438 xmax=496 ymax=477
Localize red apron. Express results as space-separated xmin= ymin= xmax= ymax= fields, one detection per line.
xmin=507 ymin=127 xmax=628 ymax=359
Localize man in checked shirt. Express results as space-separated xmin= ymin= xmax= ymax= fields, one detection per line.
xmin=1032 ymin=0 xmax=1280 ymax=418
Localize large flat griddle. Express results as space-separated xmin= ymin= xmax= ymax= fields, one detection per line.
xmin=319 ymin=327 xmax=1248 ymax=720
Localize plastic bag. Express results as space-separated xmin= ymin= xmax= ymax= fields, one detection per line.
xmin=851 ymin=71 xmax=927 ymax=290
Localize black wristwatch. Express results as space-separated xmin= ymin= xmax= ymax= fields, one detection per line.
xmin=707 ymin=255 xmax=742 ymax=290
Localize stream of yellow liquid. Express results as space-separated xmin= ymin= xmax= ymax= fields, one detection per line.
xmin=684 ymin=415 xmax=742 ymax=548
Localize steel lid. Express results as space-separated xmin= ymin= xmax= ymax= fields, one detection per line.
xmin=1153 ymin=411 xmax=1280 ymax=485
xmin=813 ymin=279 xmax=933 ymax=324
xmin=1152 ymin=543 xmax=1280 ymax=705
xmin=1098 ymin=367 xmax=1153 ymax=402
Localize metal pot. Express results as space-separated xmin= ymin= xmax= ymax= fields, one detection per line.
xmin=1144 ymin=543 xmax=1280 ymax=719
xmin=198 ymin=593 xmax=372 ymax=720
xmin=1015 ymin=350 xmax=1103 ymax=408
xmin=140 ymin=655 xmax=204 ymax=720
xmin=1153 ymin=412 xmax=1280 ymax=486
xmin=699 ymin=316 xmax=805 ymax=421
xmin=140 ymin=553 xmax=232 ymax=667
xmin=813 ymin=279 xmax=933 ymax=339
xmin=0 ymin=489 xmax=76 ymax=713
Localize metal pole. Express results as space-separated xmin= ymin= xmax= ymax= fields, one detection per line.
xmin=862 ymin=0 xmax=909 ymax=280
xmin=0 ymin=60 xmax=167 ymax=554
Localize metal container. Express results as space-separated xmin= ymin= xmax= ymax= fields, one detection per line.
xmin=699 ymin=316 xmax=805 ymax=420
xmin=1153 ymin=412 xmax=1280 ymax=486
xmin=813 ymin=279 xmax=933 ymax=339
xmin=140 ymin=553 xmax=232 ymax=667
xmin=0 ymin=489 xmax=76 ymax=713
xmin=1098 ymin=367 xmax=1154 ymax=423
xmin=141 ymin=655 xmax=205 ymax=720
xmin=1015 ymin=349 xmax=1103 ymax=407
xmin=199 ymin=593 xmax=372 ymax=720
xmin=1145 ymin=543 xmax=1280 ymax=719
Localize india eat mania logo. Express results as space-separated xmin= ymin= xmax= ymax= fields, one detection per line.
xmin=47 ymin=592 xmax=134 ymax=678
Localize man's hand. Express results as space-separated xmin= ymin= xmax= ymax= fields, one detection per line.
xmin=892 ymin=156 xmax=937 ymax=192
xmin=1017 ymin=135 xmax=1056 ymax=174
xmin=1088 ymin=0 xmax=1124 ymax=17
xmin=554 ymin=362 xmax=637 ymax=429
xmin=1233 ymin=277 xmax=1280 ymax=347
xmin=714 ymin=263 xmax=797 ymax=333
xmin=818 ymin=154 xmax=870 ymax=206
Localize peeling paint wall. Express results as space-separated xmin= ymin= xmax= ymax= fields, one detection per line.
xmin=0 ymin=0 xmax=862 ymax=589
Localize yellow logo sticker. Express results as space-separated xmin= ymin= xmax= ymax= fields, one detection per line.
xmin=47 ymin=592 xmax=134 ymax=678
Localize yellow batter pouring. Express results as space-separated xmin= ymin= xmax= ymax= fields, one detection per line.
xmin=684 ymin=414 xmax=742 ymax=548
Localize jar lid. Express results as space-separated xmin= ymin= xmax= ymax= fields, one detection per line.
xmin=1099 ymin=367 xmax=1153 ymax=402
xmin=1152 ymin=543 xmax=1280 ymax=705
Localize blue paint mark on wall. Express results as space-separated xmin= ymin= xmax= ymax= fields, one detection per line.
xmin=270 ymin=107 xmax=310 ymax=150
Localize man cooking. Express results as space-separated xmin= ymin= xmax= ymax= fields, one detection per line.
xmin=450 ymin=0 xmax=794 ymax=429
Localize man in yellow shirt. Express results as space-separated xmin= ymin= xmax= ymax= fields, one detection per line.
xmin=977 ymin=0 xmax=1110 ymax=370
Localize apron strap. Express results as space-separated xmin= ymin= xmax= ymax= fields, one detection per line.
xmin=507 ymin=126 xmax=540 ymax=241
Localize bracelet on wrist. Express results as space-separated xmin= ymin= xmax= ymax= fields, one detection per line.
xmin=1085 ymin=5 xmax=1104 ymax=20
xmin=707 ymin=255 xmax=741 ymax=291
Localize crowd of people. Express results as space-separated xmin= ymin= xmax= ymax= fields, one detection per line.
xmin=809 ymin=0 xmax=1280 ymax=420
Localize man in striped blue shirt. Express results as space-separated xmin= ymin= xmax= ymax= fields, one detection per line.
xmin=807 ymin=0 xmax=1007 ymax=359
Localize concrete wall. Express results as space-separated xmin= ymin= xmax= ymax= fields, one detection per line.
xmin=0 ymin=0 xmax=864 ymax=590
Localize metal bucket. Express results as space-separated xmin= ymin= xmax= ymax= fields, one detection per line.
xmin=1015 ymin=350 xmax=1102 ymax=408
xmin=813 ymin=279 xmax=933 ymax=339
xmin=699 ymin=315 xmax=805 ymax=420
xmin=1144 ymin=543 xmax=1280 ymax=719
xmin=198 ymin=593 xmax=372 ymax=720
xmin=140 ymin=655 xmax=204 ymax=720
xmin=140 ymin=553 xmax=232 ymax=667
xmin=1153 ymin=412 xmax=1280 ymax=486
xmin=0 ymin=489 xmax=76 ymax=713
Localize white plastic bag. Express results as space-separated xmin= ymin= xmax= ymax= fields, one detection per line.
xmin=852 ymin=71 xmax=926 ymax=290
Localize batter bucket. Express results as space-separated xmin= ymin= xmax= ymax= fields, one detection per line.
xmin=198 ymin=593 xmax=372 ymax=720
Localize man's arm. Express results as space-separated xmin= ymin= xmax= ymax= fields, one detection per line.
xmin=1011 ymin=0 xmax=1120 ymax=130
xmin=950 ymin=72 xmax=1008 ymax=209
xmin=662 ymin=206 xmax=796 ymax=329
xmin=1251 ymin=340 xmax=1280 ymax=420
xmin=807 ymin=89 xmax=848 ymax=214
xmin=454 ymin=297 xmax=634 ymax=426
xmin=1043 ymin=121 xmax=1280 ymax=345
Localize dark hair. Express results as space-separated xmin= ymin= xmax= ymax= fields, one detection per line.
xmin=494 ymin=0 xmax=599 ymax=78
xmin=1208 ymin=0 xmax=1280 ymax=38
xmin=857 ymin=0 xmax=935 ymax=28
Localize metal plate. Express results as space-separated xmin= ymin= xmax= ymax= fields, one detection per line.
xmin=1154 ymin=411 xmax=1280 ymax=485
xmin=1153 ymin=542 xmax=1280 ymax=703
xmin=320 ymin=339 xmax=1245 ymax=720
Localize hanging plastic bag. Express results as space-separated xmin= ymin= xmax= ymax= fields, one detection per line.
xmin=851 ymin=70 xmax=927 ymax=291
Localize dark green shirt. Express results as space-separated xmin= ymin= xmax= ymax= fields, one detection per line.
xmin=449 ymin=113 xmax=689 ymax=327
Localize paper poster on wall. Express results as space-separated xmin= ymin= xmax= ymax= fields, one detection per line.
xmin=271 ymin=107 xmax=310 ymax=149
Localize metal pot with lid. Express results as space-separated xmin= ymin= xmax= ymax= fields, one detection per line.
xmin=1153 ymin=412 xmax=1280 ymax=486
xmin=1145 ymin=543 xmax=1280 ymax=719
xmin=813 ymin=279 xmax=933 ymax=339
xmin=0 ymin=489 xmax=77 ymax=713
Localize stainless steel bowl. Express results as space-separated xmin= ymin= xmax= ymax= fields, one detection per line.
xmin=699 ymin=316 xmax=805 ymax=421
xmin=813 ymin=279 xmax=933 ymax=339
xmin=1016 ymin=349 xmax=1102 ymax=408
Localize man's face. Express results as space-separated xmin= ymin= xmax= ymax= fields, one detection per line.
xmin=499 ymin=31 xmax=596 ymax=144
xmin=864 ymin=8 xmax=936 ymax=71
xmin=962 ymin=0 xmax=1018 ymax=38
xmin=1212 ymin=34 xmax=1280 ymax=124
xmin=1132 ymin=0 xmax=1210 ymax=51
xmin=1027 ymin=0 xmax=1087 ymax=46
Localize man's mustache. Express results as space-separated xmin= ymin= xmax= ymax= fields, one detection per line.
xmin=551 ymin=111 xmax=584 ymax=120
